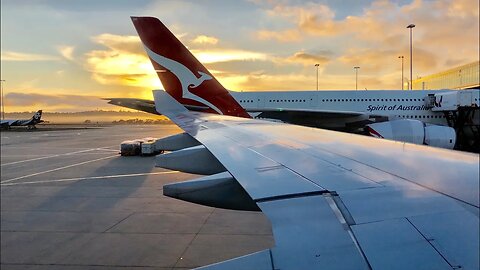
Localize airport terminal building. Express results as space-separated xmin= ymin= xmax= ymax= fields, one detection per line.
xmin=412 ymin=61 xmax=480 ymax=90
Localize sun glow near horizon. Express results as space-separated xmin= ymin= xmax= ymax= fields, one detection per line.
xmin=1 ymin=0 xmax=478 ymax=112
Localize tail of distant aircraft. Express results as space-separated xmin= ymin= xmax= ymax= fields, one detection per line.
xmin=26 ymin=110 xmax=43 ymax=128
xmin=0 ymin=110 xmax=43 ymax=129
xmin=32 ymin=110 xmax=42 ymax=122
xmin=131 ymin=16 xmax=250 ymax=118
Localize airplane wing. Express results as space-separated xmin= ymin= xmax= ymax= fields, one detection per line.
xmin=106 ymin=98 xmax=211 ymax=115
xmin=105 ymin=98 xmax=159 ymax=115
xmin=153 ymin=90 xmax=479 ymax=270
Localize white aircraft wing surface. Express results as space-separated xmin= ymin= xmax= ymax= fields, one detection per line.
xmin=153 ymin=90 xmax=479 ymax=270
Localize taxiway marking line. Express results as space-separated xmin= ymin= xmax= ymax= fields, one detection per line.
xmin=0 ymin=155 xmax=117 ymax=184
xmin=0 ymin=171 xmax=180 ymax=186
xmin=1 ymin=147 xmax=117 ymax=166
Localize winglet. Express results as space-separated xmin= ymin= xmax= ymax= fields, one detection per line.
xmin=131 ymin=16 xmax=250 ymax=118
xmin=153 ymin=90 xmax=188 ymax=116
xmin=153 ymin=90 xmax=203 ymax=135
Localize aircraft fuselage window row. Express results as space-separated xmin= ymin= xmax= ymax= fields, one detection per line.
xmin=398 ymin=115 xmax=445 ymax=118
xmin=240 ymin=98 xmax=429 ymax=103
xmin=321 ymin=98 xmax=425 ymax=102
xmin=240 ymin=100 xmax=308 ymax=103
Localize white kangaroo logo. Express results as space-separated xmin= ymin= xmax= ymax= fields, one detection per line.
xmin=144 ymin=45 xmax=223 ymax=114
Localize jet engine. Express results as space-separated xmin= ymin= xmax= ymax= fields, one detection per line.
xmin=366 ymin=119 xmax=456 ymax=149
xmin=155 ymin=132 xmax=200 ymax=151
xmin=163 ymin=172 xmax=259 ymax=211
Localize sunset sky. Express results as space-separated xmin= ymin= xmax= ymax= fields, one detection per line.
xmin=1 ymin=0 xmax=478 ymax=112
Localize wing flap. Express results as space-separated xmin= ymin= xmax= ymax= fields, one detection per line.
xmin=409 ymin=211 xmax=480 ymax=270
xmin=258 ymin=195 xmax=369 ymax=269
xmin=338 ymin=186 xmax=469 ymax=224
xmin=352 ymin=218 xmax=452 ymax=270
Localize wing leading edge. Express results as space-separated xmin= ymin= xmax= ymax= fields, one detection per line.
xmin=153 ymin=90 xmax=479 ymax=270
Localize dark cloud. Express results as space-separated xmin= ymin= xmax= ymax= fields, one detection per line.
xmin=288 ymin=51 xmax=330 ymax=65
xmin=5 ymin=92 xmax=110 ymax=112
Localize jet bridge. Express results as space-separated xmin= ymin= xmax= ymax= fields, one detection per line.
xmin=425 ymin=89 xmax=480 ymax=152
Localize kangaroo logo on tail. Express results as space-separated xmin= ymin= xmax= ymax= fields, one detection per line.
xmin=143 ymin=46 xmax=223 ymax=115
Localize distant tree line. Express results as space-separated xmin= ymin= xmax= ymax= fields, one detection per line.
xmin=111 ymin=118 xmax=170 ymax=125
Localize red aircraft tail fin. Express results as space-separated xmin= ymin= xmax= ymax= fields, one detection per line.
xmin=131 ymin=16 xmax=250 ymax=118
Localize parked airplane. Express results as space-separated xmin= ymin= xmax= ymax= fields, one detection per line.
xmin=0 ymin=110 xmax=43 ymax=129
xmin=111 ymin=17 xmax=480 ymax=150
xmin=156 ymin=89 xmax=479 ymax=270
xmin=129 ymin=17 xmax=479 ymax=270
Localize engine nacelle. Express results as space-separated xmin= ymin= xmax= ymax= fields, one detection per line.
xmin=155 ymin=145 xmax=226 ymax=175
xmin=163 ymin=172 xmax=259 ymax=211
xmin=424 ymin=124 xmax=456 ymax=149
xmin=367 ymin=119 xmax=456 ymax=149
xmin=155 ymin=132 xmax=200 ymax=151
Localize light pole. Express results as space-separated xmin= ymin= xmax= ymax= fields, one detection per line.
xmin=398 ymin=56 xmax=404 ymax=90
xmin=407 ymin=23 xmax=415 ymax=90
xmin=314 ymin=64 xmax=319 ymax=91
xmin=0 ymin=80 xmax=5 ymax=120
xmin=354 ymin=66 xmax=360 ymax=90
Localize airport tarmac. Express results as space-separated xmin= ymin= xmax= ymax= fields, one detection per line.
xmin=1 ymin=125 xmax=273 ymax=270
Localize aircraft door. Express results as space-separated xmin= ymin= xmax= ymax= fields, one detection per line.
xmin=309 ymin=94 xmax=318 ymax=108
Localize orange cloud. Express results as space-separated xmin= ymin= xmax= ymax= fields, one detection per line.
xmin=255 ymin=0 xmax=478 ymax=78
xmin=285 ymin=51 xmax=330 ymax=66
xmin=191 ymin=49 xmax=268 ymax=63
xmin=85 ymin=34 xmax=161 ymax=90
xmin=3 ymin=91 xmax=108 ymax=112
xmin=57 ymin=46 xmax=75 ymax=61
xmin=256 ymin=29 xmax=303 ymax=42
xmin=1 ymin=51 xmax=60 ymax=61
xmin=192 ymin=35 xmax=219 ymax=45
